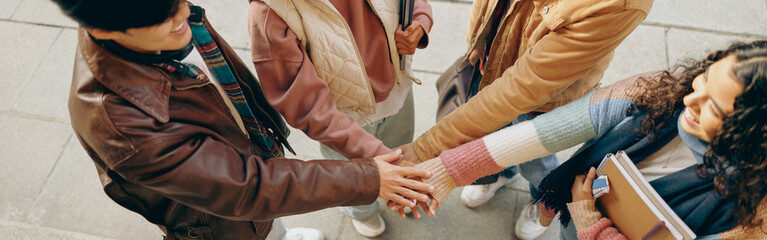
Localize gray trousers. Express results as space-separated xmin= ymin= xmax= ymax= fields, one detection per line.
xmin=319 ymin=90 xmax=415 ymax=221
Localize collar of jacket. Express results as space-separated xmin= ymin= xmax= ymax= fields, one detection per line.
xmin=75 ymin=5 xmax=210 ymax=123
xmin=78 ymin=28 xmax=174 ymax=123
xmin=91 ymin=38 xmax=194 ymax=67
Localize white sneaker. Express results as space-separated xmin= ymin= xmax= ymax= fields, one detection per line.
xmin=514 ymin=204 xmax=548 ymax=240
xmin=351 ymin=213 xmax=386 ymax=237
xmin=460 ymin=176 xmax=514 ymax=208
xmin=283 ymin=227 xmax=324 ymax=240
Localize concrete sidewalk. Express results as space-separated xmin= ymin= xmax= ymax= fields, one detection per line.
xmin=1 ymin=0 xmax=766 ymax=239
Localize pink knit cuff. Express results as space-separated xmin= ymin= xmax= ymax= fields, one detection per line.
xmin=440 ymin=139 xmax=504 ymax=185
xmin=577 ymin=218 xmax=626 ymax=240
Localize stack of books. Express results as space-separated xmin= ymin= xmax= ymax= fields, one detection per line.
xmin=595 ymin=151 xmax=696 ymax=240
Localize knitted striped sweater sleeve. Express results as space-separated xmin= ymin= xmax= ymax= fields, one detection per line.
xmin=415 ymin=77 xmax=641 ymax=202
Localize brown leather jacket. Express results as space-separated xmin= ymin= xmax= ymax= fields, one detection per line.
xmin=68 ymin=8 xmax=379 ymax=240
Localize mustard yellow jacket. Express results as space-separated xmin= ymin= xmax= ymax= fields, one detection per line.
xmin=415 ymin=0 xmax=653 ymax=160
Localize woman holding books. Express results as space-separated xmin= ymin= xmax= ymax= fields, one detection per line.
xmin=399 ymin=40 xmax=767 ymax=239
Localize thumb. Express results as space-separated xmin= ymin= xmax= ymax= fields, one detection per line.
xmin=584 ymin=167 xmax=597 ymax=185
xmin=373 ymin=149 xmax=403 ymax=163
xmin=405 ymin=25 xmax=415 ymax=35
xmin=582 ymin=167 xmax=597 ymax=192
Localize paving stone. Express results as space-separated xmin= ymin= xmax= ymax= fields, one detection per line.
xmin=601 ymin=25 xmax=667 ymax=86
xmin=0 ymin=21 xmax=60 ymax=110
xmin=0 ymin=219 xmax=108 ymax=240
xmin=284 ymin=128 xmax=324 ymax=160
xmin=280 ymin=208 xmax=345 ymax=240
xmin=645 ymin=0 xmax=767 ymax=37
xmin=327 ymin=187 xmax=559 ymax=240
xmin=12 ymin=29 xmax=77 ymax=122
xmin=10 ymin=0 xmax=77 ymax=28
xmin=0 ymin=0 xmax=21 ymax=19
xmin=412 ymin=71 xmax=440 ymax=139
xmin=24 ymin=139 xmax=162 ymax=240
xmin=412 ymin=1 xmax=472 ymax=74
xmin=666 ymin=28 xmax=767 ymax=68
xmin=0 ymin=116 xmax=72 ymax=222
xmin=192 ymin=0 xmax=251 ymax=49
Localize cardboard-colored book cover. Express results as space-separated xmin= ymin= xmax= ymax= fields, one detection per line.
xmin=595 ymin=151 xmax=696 ymax=240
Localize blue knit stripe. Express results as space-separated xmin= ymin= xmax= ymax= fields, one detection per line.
xmin=532 ymin=91 xmax=596 ymax=154
xmin=589 ymin=98 xmax=635 ymax=139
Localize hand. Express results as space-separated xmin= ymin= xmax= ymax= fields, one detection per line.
xmin=374 ymin=149 xmax=435 ymax=208
xmin=393 ymin=143 xmax=421 ymax=167
xmin=387 ymin=191 xmax=441 ymax=219
xmin=571 ymin=167 xmax=597 ymax=202
xmin=395 ymin=23 xmax=425 ymax=55
xmin=468 ymin=48 xmax=483 ymax=66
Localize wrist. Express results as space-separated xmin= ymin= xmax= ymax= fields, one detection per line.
xmin=566 ymin=199 xmax=602 ymax=232
xmin=415 ymin=157 xmax=457 ymax=203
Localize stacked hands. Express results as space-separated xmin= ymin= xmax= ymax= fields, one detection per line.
xmin=372 ymin=22 xmax=445 ymax=218
xmin=373 ymin=143 xmax=448 ymax=219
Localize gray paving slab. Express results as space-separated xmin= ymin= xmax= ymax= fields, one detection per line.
xmin=10 ymin=0 xmax=77 ymax=28
xmin=0 ymin=0 xmax=21 ymax=19
xmin=193 ymin=0 xmax=252 ymax=50
xmin=666 ymin=28 xmax=767 ymax=68
xmin=0 ymin=21 xmax=60 ymax=110
xmin=24 ymin=139 xmax=162 ymax=240
xmin=412 ymin=71 xmax=440 ymax=139
xmin=281 ymin=175 xmax=563 ymax=240
xmin=280 ymin=208 xmax=345 ymax=240
xmin=284 ymin=128 xmax=324 ymax=159
xmin=412 ymin=1 xmax=472 ymax=74
xmin=0 ymin=219 xmax=110 ymax=240
xmin=601 ymin=25 xmax=667 ymax=86
xmin=644 ymin=0 xmax=767 ymax=37
xmin=0 ymin=115 xmax=72 ymax=222
xmin=324 ymin=185 xmax=560 ymax=240
xmin=12 ymin=29 xmax=77 ymax=123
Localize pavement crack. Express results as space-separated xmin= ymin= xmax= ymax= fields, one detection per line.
xmin=0 ymin=18 xmax=77 ymax=30
xmin=0 ymin=110 xmax=70 ymax=124
xmin=8 ymin=0 xmax=24 ymax=20
xmin=641 ymin=21 xmax=767 ymax=39
xmin=663 ymin=27 xmax=671 ymax=69
xmin=25 ymin=134 xmax=74 ymax=222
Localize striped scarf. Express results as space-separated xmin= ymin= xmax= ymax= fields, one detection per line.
xmin=155 ymin=13 xmax=283 ymax=159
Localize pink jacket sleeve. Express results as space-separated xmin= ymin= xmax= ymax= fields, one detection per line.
xmin=567 ymin=200 xmax=628 ymax=240
xmin=412 ymin=0 xmax=433 ymax=48
xmin=248 ymin=1 xmax=389 ymax=159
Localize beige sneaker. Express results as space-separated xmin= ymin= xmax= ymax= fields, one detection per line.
xmin=351 ymin=214 xmax=386 ymax=237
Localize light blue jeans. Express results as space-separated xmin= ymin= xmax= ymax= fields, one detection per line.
xmin=319 ymin=91 xmax=414 ymax=221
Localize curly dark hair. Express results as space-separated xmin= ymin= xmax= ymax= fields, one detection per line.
xmin=630 ymin=40 xmax=767 ymax=227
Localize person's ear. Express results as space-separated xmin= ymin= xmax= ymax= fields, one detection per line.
xmin=86 ymin=28 xmax=123 ymax=41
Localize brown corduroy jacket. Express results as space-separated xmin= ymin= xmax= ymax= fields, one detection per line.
xmin=415 ymin=0 xmax=653 ymax=160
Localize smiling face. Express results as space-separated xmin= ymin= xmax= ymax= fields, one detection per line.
xmin=87 ymin=1 xmax=192 ymax=53
xmin=680 ymin=55 xmax=745 ymax=142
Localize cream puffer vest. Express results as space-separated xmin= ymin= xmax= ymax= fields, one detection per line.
xmin=264 ymin=0 xmax=417 ymax=125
